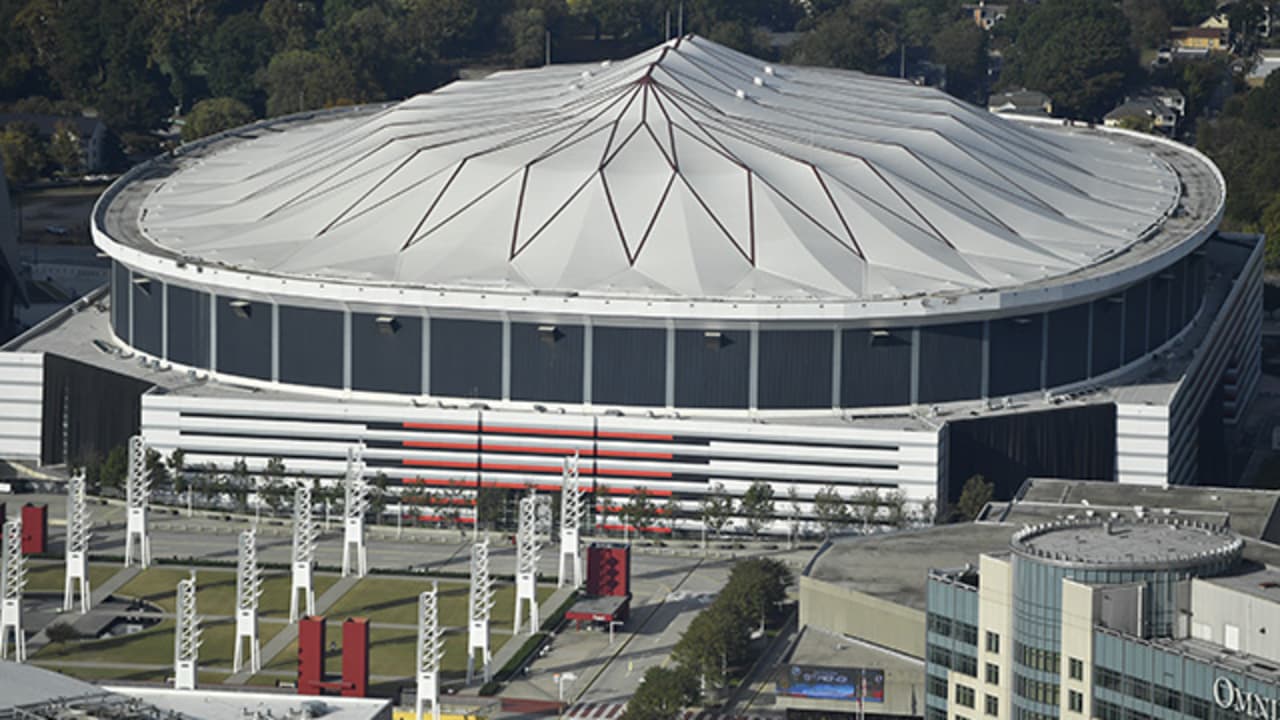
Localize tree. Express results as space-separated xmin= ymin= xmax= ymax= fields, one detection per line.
xmin=930 ymin=18 xmax=987 ymax=103
xmin=1263 ymin=193 xmax=1280 ymax=269
xmin=181 ymin=97 xmax=255 ymax=143
xmin=786 ymin=486 xmax=802 ymax=548
xmin=622 ymin=665 xmax=698 ymax=720
xmin=1121 ymin=0 xmax=1170 ymax=51
xmin=259 ymin=49 xmax=360 ymax=117
xmin=953 ymin=474 xmax=994 ymax=522
xmin=203 ymin=12 xmax=275 ymax=111
xmin=916 ymin=496 xmax=936 ymax=526
xmin=45 ymin=622 xmax=82 ymax=643
xmin=812 ymin=484 xmax=850 ymax=539
xmin=882 ymin=489 xmax=908 ymax=529
xmin=672 ymin=601 xmax=748 ymax=691
xmin=504 ymin=7 xmax=550 ymax=67
xmin=143 ymin=447 xmax=168 ymax=488
xmin=725 ymin=557 xmax=792 ymax=632
xmin=0 ymin=123 xmax=45 ymax=185
xmin=1117 ymin=113 xmax=1156 ymax=133
xmin=701 ymin=483 xmax=734 ymax=539
xmin=623 ymin=487 xmax=657 ymax=539
xmin=98 ymin=445 xmax=130 ymax=495
xmin=999 ymin=0 xmax=1137 ymax=120
xmin=788 ymin=1 xmax=902 ymax=73
xmin=261 ymin=0 xmax=321 ymax=53
xmin=851 ymin=487 xmax=881 ymax=529
xmin=47 ymin=120 xmax=82 ymax=176
xmin=740 ymin=480 xmax=775 ymax=538
xmin=475 ymin=485 xmax=508 ymax=531
xmin=141 ymin=0 xmax=220 ymax=111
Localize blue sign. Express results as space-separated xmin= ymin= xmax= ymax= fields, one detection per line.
xmin=776 ymin=665 xmax=885 ymax=702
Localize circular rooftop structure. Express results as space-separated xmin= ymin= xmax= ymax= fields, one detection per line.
xmin=91 ymin=36 xmax=1227 ymax=409
xmin=1011 ymin=518 xmax=1243 ymax=571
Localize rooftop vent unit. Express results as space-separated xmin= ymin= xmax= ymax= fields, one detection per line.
xmin=229 ymin=299 xmax=251 ymax=319
xmin=375 ymin=315 xmax=400 ymax=335
xmin=703 ymin=330 xmax=727 ymax=349
xmin=537 ymin=324 xmax=564 ymax=344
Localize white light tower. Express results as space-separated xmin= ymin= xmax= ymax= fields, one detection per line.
xmin=558 ymin=453 xmax=583 ymax=589
xmin=290 ymin=482 xmax=319 ymax=622
xmin=63 ymin=471 xmax=92 ymax=613
xmin=342 ymin=446 xmax=369 ymax=578
xmin=174 ymin=571 xmax=201 ymax=690
xmin=466 ymin=539 xmax=495 ymax=684
xmin=1 ymin=518 xmax=27 ymax=661
xmin=124 ymin=435 xmax=152 ymax=569
xmin=232 ymin=529 xmax=263 ymax=673
xmin=513 ymin=493 xmax=540 ymax=635
xmin=416 ymin=582 xmax=444 ymax=720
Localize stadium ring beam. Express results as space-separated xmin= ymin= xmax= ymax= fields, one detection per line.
xmin=93 ymin=35 xmax=1225 ymax=415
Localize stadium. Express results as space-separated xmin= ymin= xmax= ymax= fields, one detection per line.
xmin=0 ymin=36 xmax=1261 ymax=526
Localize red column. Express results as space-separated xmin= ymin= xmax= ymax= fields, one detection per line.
xmin=298 ymin=616 xmax=326 ymax=695
xmin=341 ymin=617 xmax=370 ymax=698
xmin=20 ymin=504 xmax=47 ymax=555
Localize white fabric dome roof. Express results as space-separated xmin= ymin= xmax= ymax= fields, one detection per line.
xmin=141 ymin=36 xmax=1181 ymax=301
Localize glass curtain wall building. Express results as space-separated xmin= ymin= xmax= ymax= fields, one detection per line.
xmin=925 ymin=518 xmax=1272 ymax=720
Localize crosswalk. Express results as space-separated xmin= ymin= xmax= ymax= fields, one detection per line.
xmin=563 ymin=703 xmax=626 ymax=719
xmin=562 ymin=704 xmax=779 ymax=720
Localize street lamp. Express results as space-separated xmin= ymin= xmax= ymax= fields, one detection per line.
xmin=608 ymin=620 xmax=624 ymax=645
xmin=555 ymin=671 xmax=578 ymax=703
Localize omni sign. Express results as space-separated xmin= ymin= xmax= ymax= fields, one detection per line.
xmin=1215 ymin=677 xmax=1280 ymax=720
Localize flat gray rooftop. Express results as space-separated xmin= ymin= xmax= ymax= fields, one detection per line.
xmin=805 ymin=524 xmax=1016 ymax=610
xmin=108 ymin=686 xmax=391 ymax=720
xmin=1013 ymin=478 xmax=1280 ymax=541
xmin=786 ymin=625 xmax=923 ymax=677
xmin=0 ymin=661 xmax=107 ymax=711
xmin=1012 ymin=519 xmax=1239 ymax=566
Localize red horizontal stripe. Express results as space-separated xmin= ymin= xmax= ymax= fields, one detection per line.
xmin=595 ymin=449 xmax=673 ymax=459
xmin=484 ymin=443 xmax=583 ymax=455
xmin=403 ymin=422 xmax=478 ymax=432
xmin=405 ymin=477 xmax=473 ymax=488
xmin=404 ymin=440 xmax=479 ymax=450
xmin=485 ymin=425 xmax=594 ymax=438
xmin=411 ymin=515 xmax=475 ymax=524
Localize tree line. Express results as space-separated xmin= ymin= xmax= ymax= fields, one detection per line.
xmin=623 ymin=557 xmax=794 ymax=720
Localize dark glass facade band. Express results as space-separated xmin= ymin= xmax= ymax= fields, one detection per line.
xmin=107 ymin=251 xmax=1207 ymax=410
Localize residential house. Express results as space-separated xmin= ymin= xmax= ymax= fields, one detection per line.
xmin=0 ymin=113 xmax=109 ymax=174
xmin=1104 ymin=97 xmax=1179 ymax=133
xmin=1169 ymin=26 xmax=1230 ymax=52
xmin=987 ymin=88 xmax=1053 ymax=116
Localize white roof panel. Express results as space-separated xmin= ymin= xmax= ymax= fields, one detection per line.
xmin=135 ymin=35 xmax=1184 ymax=302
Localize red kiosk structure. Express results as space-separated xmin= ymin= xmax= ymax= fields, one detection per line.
xmin=297 ymin=616 xmax=370 ymax=697
xmin=565 ymin=543 xmax=632 ymax=629
xmin=20 ymin=504 xmax=46 ymax=555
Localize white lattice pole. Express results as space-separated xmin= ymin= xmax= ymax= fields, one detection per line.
xmin=466 ymin=539 xmax=495 ymax=684
xmin=63 ymin=471 xmax=92 ymax=613
xmin=514 ymin=493 xmax=540 ymax=635
xmin=416 ymin=582 xmax=444 ymax=720
xmin=290 ymin=482 xmax=318 ymax=622
xmin=174 ymin=571 xmax=201 ymax=690
xmin=233 ymin=529 xmax=263 ymax=673
xmin=558 ymin=453 xmax=583 ymax=588
xmin=1 ymin=518 xmax=27 ymax=661
xmin=342 ymin=446 xmax=369 ymax=578
xmin=124 ymin=435 xmax=152 ymax=569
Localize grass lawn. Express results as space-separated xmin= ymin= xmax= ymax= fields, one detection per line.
xmin=24 ymin=562 xmax=120 ymax=594
xmin=262 ymin=625 xmax=477 ymax=680
xmin=324 ymin=577 xmax=554 ymax=628
xmin=116 ymin=568 xmax=338 ymax=617
xmin=35 ymin=619 xmax=242 ymax=668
